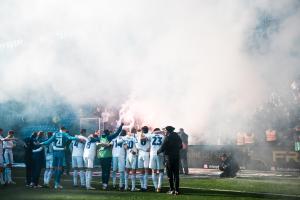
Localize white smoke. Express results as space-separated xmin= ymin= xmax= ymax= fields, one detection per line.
xmin=0 ymin=0 xmax=299 ymax=144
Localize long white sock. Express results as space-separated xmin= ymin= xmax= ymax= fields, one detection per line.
xmin=73 ymin=170 xmax=78 ymax=186
xmin=124 ymin=172 xmax=129 ymax=189
xmin=158 ymin=172 xmax=164 ymax=188
xmin=44 ymin=169 xmax=49 ymax=184
xmin=80 ymin=170 xmax=85 ymax=186
xmin=85 ymin=171 xmax=90 ymax=188
xmin=119 ymin=171 xmax=124 ymax=188
xmin=112 ymin=171 xmax=116 ymax=187
xmin=152 ymin=173 xmax=158 ymax=189
xmin=139 ymin=173 xmax=144 ymax=188
xmin=89 ymin=171 xmax=92 ymax=187
xmin=131 ymin=174 xmax=136 ymax=190
xmin=144 ymin=172 xmax=148 ymax=189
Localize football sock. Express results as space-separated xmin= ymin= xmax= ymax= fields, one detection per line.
xmin=131 ymin=174 xmax=136 ymax=190
xmin=124 ymin=171 xmax=128 ymax=189
xmin=73 ymin=170 xmax=78 ymax=185
xmin=44 ymin=169 xmax=49 ymax=184
xmin=80 ymin=170 xmax=85 ymax=186
xmin=139 ymin=173 xmax=144 ymax=188
xmin=6 ymin=168 xmax=12 ymax=182
xmin=47 ymin=169 xmax=53 ymax=184
xmin=152 ymin=173 xmax=158 ymax=189
xmin=158 ymin=172 xmax=164 ymax=188
xmin=144 ymin=172 xmax=148 ymax=189
xmin=112 ymin=171 xmax=116 ymax=186
xmin=119 ymin=171 xmax=124 ymax=187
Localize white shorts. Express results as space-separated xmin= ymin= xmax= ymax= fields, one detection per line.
xmin=45 ymin=155 xmax=53 ymax=168
xmin=83 ymin=156 xmax=94 ymax=169
xmin=72 ymin=156 xmax=84 ymax=168
xmin=112 ymin=156 xmax=125 ymax=172
xmin=138 ymin=152 xmax=150 ymax=169
xmin=149 ymin=155 xmax=164 ymax=170
xmin=4 ymin=149 xmax=13 ymax=164
xmin=125 ymin=154 xmax=137 ymax=169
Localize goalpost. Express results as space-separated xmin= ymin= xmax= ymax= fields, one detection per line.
xmin=79 ymin=117 xmax=103 ymax=134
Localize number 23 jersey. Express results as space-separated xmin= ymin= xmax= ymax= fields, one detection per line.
xmin=147 ymin=132 xmax=165 ymax=156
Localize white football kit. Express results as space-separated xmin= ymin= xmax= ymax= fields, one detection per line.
xmin=147 ymin=132 xmax=165 ymax=170
xmin=72 ymin=139 xmax=85 ymax=168
xmin=111 ymin=136 xmax=126 ymax=172
xmin=83 ymin=137 xmax=99 ymax=169
xmin=3 ymin=140 xmax=14 ymax=165
xmin=124 ymin=136 xmax=138 ymax=169
xmin=137 ymin=134 xmax=150 ymax=169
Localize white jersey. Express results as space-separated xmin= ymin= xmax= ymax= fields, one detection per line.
xmin=3 ymin=140 xmax=14 ymax=149
xmin=123 ymin=135 xmax=138 ymax=155
xmin=111 ymin=136 xmax=126 ymax=158
xmin=147 ymin=131 xmax=165 ymax=156
xmin=72 ymin=138 xmax=85 ymax=157
xmin=83 ymin=136 xmax=99 ymax=158
xmin=44 ymin=142 xmax=54 ymax=157
xmin=137 ymin=133 xmax=150 ymax=156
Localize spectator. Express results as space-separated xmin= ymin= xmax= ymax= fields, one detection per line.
xmin=219 ymin=153 xmax=239 ymax=178
xmin=178 ymin=128 xmax=189 ymax=175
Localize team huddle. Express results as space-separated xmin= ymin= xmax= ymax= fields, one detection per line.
xmin=1 ymin=124 xmax=169 ymax=193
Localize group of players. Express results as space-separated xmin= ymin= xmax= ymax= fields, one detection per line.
xmin=1 ymin=123 xmax=169 ymax=193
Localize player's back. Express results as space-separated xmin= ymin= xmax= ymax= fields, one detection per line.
xmin=137 ymin=133 xmax=150 ymax=153
xmin=124 ymin=135 xmax=137 ymax=154
xmin=72 ymin=138 xmax=85 ymax=157
xmin=52 ymin=132 xmax=71 ymax=150
xmin=112 ymin=136 xmax=126 ymax=158
xmin=149 ymin=132 xmax=165 ymax=156
xmin=83 ymin=136 xmax=99 ymax=158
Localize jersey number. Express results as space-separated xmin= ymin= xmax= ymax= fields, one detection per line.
xmin=86 ymin=142 xmax=91 ymax=149
xmin=152 ymin=137 xmax=162 ymax=146
xmin=141 ymin=140 xmax=146 ymax=145
xmin=74 ymin=141 xmax=79 ymax=147
xmin=128 ymin=141 xmax=133 ymax=149
xmin=56 ymin=138 xmax=63 ymax=147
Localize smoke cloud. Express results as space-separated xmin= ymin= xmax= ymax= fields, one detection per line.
xmin=0 ymin=0 xmax=299 ymax=143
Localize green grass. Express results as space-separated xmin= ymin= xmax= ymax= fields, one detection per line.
xmin=0 ymin=169 xmax=299 ymax=200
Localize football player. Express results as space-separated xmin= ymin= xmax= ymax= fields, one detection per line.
xmin=41 ymin=127 xmax=79 ymax=189
xmin=43 ymin=132 xmax=54 ymax=187
xmin=147 ymin=128 xmax=165 ymax=192
xmin=111 ymin=129 xmax=127 ymax=190
xmin=3 ymin=130 xmax=17 ymax=184
xmin=79 ymin=131 xmax=100 ymax=190
xmin=71 ymin=129 xmax=86 ymax=188
xmin=136 ymin=126 xmax=151 ymax=191
xmin=123 ymin=130 xmax=138 ymax=191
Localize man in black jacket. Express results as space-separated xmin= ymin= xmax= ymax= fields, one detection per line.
xmin=157 ymin=126 xmax=182 ymax=195
xmin=24 ymin=132 xmax=37 ymax=186
xmin=219 ymin=153 xmax=239 ymax=178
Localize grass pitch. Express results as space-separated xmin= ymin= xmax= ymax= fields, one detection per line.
xmin=0 ymin=168 xmax=299 ymax=200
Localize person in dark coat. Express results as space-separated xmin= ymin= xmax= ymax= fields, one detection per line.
xmin=31 ymin=131 xmax=45 ymax=188
xmin=24 ymin=132 xmax=37 ymax=186
xmin=219 ymin=153 xmax=239 ymax=178
xmin=157 ymin=126 xmax=182 ymax=195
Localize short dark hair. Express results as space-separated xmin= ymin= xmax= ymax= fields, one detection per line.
xmin=80 ymin=129 xmax=86 ymax=134
xmin=60 ymin=127 xmax=66 ymax=131
xmin=8 ymin=130 xmax=14 ymax=134
xmin=153 ymin=128 xmax=160 ymax=131
xmin=141 ymin=126 xmax=149 ymax=133
xmin=0 ymin=128 xmax=3 ymax=132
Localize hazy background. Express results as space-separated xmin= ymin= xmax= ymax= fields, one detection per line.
xmin=0 ymin=0 xmax=299 ymax=144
